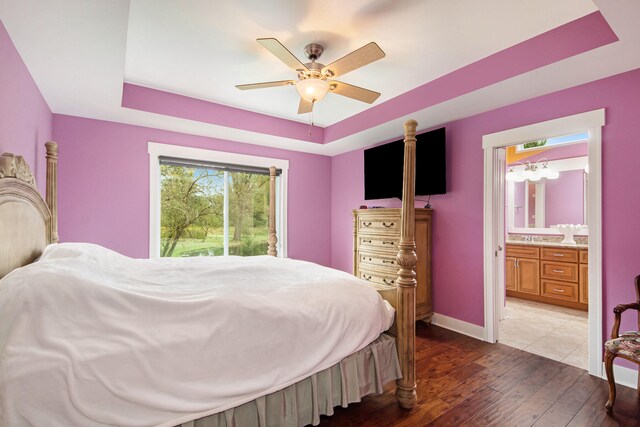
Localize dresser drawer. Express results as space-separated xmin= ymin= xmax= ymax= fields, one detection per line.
xmin=358 ymin=268 xmax=397 ymax=287
xmin=541 ymin=280 xmax=579 ymax=302
xmin=358 ymin=236 xmax=399 ymax=252
xmin=579 ymin=250 xmax=588 ymax=264
xmin=506 ymin=245 xmax=539 ymax=259
xmin=541 ymin=247 xmax=578 ymax=263
xmin=359 ymin=251 xmax=398 ymax=272
xmin=358 ymin=217 xmax=400 ymax=233
xmin=541 ymin=261 xmax=578 ymax=282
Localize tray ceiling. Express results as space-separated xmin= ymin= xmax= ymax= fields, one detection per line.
xmin=1 ymin=0 xmax=639 ymax=155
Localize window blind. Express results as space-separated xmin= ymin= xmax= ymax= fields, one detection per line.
xmin=159 ymin=156 xmax=282 ymax=176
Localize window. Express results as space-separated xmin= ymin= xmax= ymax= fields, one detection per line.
xmin=515 ymin=132 xmax=589 ymax=152
xmin=148 ymin=143 xmax=288 ymax=258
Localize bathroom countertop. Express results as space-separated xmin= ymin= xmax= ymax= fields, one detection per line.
xmin=506 ymin=240 xmax=588 ymax=249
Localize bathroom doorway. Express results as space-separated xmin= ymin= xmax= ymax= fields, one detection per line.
xmin=482 ymin=109 xmax=604 ymax=377
xmin=500 ymin=141 xmax=589 ymax=368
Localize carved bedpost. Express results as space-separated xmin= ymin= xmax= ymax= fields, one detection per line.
xmin=267 ymin=166 xmax=278 ymax=257
xmin=45 ymin=141 xmax=59 ymax=243
xmin=395 ymin=119 xmax=418 ymax=409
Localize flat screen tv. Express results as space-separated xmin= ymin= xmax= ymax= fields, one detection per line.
xmin=364 ymin=127 xmax=446 ymax=200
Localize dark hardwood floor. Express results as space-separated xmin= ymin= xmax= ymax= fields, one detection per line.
xmin=318 ymin=323 xmax=639 ymax=426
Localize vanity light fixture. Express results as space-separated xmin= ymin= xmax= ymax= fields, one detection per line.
xmin=505 ymin=158 xmax=559 ymax=182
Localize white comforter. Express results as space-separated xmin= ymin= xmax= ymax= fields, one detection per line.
xmin=0 ymin=243 xmax=394 ymax=427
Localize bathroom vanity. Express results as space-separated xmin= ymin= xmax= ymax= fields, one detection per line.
xmin=506 ymin=242 xmax=588 ymax=310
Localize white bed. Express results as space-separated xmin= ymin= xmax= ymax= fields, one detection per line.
xmin=0 ymin=243 xmax=394 ymax=426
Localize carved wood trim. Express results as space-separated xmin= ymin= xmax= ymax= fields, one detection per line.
xmin=0 ymin=152 xmax=36 ymax=186
xmin=395 ymin=119 xmax=418 ymax=410
xmin=267 ymin=166 xmax=278 ymax=257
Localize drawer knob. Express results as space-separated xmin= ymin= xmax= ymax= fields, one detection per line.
xmin=362 ymin=239 xmax=372 ymax=243
xmin=382 ymin=260 xmax=395 ymax=264
xmin=553 ymin=288 xmax=566 ymax=293
xmin=382 ymin=222 xmax=395 ymax=227
xmin=553 ymin=269 xmax=564 ymax=273
xmin=383 ymin=278 xmax=395 ymax=285
xmin=363 ymin=274 xmax=372 ymax=281
xmin=382 ymin=241 xmax=395 ymax=245
xmin=362 ymin=222 xmax=372 ymax=227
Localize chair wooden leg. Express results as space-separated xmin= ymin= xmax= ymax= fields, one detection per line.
xmin=604 ymin=350 xmax=617 ymax=412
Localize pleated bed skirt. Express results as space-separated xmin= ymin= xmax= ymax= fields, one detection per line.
xmin=179 ymin=333 xmax=401 ymax=427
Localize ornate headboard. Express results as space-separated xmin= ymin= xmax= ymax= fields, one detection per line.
xmin=0 ymin=142 xmax=58 ymax=278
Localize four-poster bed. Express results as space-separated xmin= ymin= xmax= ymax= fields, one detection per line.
xmin=0 ymin=120 xmax=419 ymax=425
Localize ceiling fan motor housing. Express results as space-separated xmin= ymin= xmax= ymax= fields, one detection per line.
xmin=304 ymin=43 xmax=324 ymax=61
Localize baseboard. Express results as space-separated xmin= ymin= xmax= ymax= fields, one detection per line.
xmin=602 ymin=363 xmax=638 ymax=389
xmin=431 ymin=313 xmax=485 ymax=341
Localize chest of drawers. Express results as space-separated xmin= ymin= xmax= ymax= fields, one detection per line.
xmin=353 ymin=208 xmax=432 ymax=322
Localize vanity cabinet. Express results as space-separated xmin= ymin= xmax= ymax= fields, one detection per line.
xmin=506 ymin=245 xmax=539 ymax=294
xmin=353 ymin=208 xmax=432 ymax=322
xmin=506 ymin=243 xmax=587 ymax=310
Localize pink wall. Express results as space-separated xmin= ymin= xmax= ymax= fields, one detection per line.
xmin=0 ymin=20 xmax=52 ymax=189
xmin=52 ymin=115 xmax=332 ymax=266
xmin=545 ymin=169 xmax=584 ymax=226
xmin=331 ymin=68 xmax=640 ymax=341
xmin=513 ymin=182 xmax=525 ymax=228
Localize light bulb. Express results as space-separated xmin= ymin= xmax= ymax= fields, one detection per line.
xmin=295 ymin=78 xmax=330 ymax=103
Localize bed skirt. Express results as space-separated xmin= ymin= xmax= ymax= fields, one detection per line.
xmin=178 ymin=333 xmax=401 ymax=427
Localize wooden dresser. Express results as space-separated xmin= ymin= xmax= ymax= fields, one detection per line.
xmin=506 ymin=243 xmax=588 ymax=310
xmin=353 ymin=208 xmax=433 ymax=322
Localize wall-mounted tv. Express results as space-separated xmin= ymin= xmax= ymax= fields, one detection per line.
xmin=364 ymin=127 xmax=446 ymax=200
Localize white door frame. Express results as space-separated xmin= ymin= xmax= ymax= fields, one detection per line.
xmin=482 ymin=109 xmax=605 ymax=377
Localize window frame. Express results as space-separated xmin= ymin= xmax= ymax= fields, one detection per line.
xmin=148 ymin=142 xmax=289 ymax=258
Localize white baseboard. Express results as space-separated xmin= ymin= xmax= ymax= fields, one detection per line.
xmin=431 ymin=313 xmax=485 ymax=341
xmin=602 ymin=363 xmax=638 ymax=389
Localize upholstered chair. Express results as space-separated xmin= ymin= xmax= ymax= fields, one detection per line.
xmin=604 ymin=275 xmax=640 ymax=412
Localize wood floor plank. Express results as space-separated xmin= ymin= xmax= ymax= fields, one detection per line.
xmin=566 ymin=381 xmax=610 ymax=426
xmin=462 ymin=359 xmax=563 ymax=426
xmin=599 ymin=386 xmax=640 ymax=427
xmin=533 ymin=370 xmax=602 ymax=427
xmin=427 ymin=386 xmax=504 ymax=426
xmin=494 ymin=364 xmax=584 ymax=427
xmin=318 ymin=325 xmax=639 ymax=427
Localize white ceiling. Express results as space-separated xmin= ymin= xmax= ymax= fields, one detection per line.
xmin=2 ymin=0 xmax=640 ymax=156
xmin=124 ymin=0 xmax=596 ymax=126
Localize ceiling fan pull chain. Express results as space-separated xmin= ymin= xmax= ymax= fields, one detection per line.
xmin=308 ymin=101 xmax=315 ymax=137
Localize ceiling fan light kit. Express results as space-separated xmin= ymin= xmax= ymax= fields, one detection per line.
xmin=236 ymin=38 xmax=385 ymax=114
xmin=295 ymin=78 xmax=330 ymax=103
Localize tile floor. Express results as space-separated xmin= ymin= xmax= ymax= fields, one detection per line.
xmin=498 ymin=297 xmax=589 ymax=370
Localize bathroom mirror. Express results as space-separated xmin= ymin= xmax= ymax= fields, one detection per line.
xmin=507 ymin=156 xmax=588 ymax=234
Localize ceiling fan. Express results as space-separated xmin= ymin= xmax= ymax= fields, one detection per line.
xmin=236 ymin=38 xmax=385 ymax=114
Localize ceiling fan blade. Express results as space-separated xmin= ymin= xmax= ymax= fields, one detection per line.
xmin=322 ymin=42 xmax=385 ymax=78
xmin=329 ymin=81 xmax=381 ymax=104
xmin=236 ymin=80 xmax=295 ymax=90
xmin=298 ymin=98 xmax=314 ymax=114
xmin=257 ymin=38 xmax=309 ymax=72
